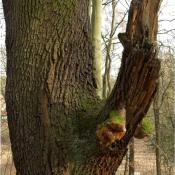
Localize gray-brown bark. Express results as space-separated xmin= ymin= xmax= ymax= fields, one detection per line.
xmin=3 ymin=0 xmax=161 ymax=175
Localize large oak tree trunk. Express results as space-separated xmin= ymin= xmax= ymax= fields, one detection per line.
xmin=3 ymin=0 xmax=161 ymax=175
xmin=3 ymin=1 xmax=97 ymax=174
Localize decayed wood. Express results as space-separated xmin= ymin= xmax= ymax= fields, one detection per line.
xmin=78 ymin=0 xmax=161 ymax=174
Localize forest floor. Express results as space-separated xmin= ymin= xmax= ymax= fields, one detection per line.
xmin=116 ymin=138 xmax=157 ymax=175
xmin=1 ymin=119 xmax=16 ymax=175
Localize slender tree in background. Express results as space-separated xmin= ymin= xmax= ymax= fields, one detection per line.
xmin=3 ymin=0 xmax=161 ymax=174
xmin=91 ymin=0 xmax=103 ymax=97
xmin=124 ymin=152 xmax=129 ymax=175
xmin=102 ymin=0 xmax=116 ymax=99
xmin=102 ymin=0 xmax=127 ymax=99
xmin=129 ymin=139 xmax=134 ymax=175
xmin=89 ymin=0 xmax=92 ymax=23
xmin=153 ymin=86 xmax=162 ymax=175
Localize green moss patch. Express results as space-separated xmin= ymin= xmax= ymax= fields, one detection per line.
xmin=141 ymin=117 xmax=154 ymax=135
xmin=109 ymin=110 xmax=125 ymax=124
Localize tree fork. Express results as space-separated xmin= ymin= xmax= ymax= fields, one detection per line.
xmin=69 ymin=0 xmax=162 ymax=174
xmin=3 ymin=0 xmax=161 ymax=175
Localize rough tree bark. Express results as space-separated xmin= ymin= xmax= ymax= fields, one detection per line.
xmin=3 ymin=0 xmax=161 ymax=175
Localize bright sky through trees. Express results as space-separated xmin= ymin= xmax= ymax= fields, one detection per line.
xmin=0 ymin=0 xmax=175 ymax=47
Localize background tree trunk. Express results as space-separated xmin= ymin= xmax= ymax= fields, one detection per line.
xmin=102 ymin=0 xmax=116 ymax=99
xmin=124 ymin=152 xmax=129 ymax=175
xmin=3 ymin=0 xmax=162 ymax=174
xmin=153 ymin=90 xmax=162 ymax=175
xmin=129 ymin=139 xmax=134 ymax=175
xmin=91 ymin=0 xmax=103 ymax=98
